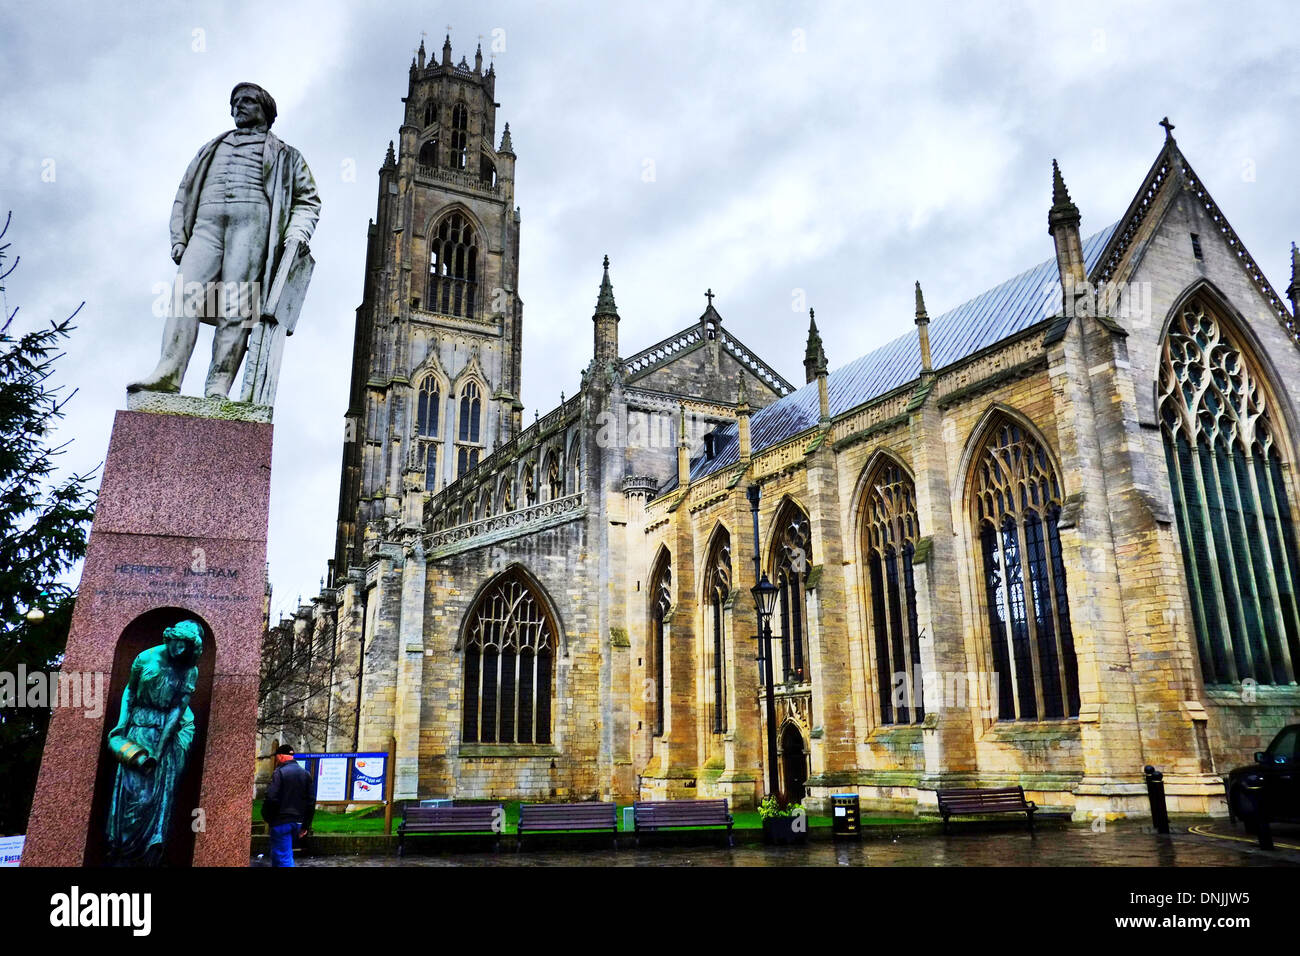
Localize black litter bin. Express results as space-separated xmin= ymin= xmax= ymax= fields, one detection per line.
xmin=831 ymin=793 xmax=860 ymax=839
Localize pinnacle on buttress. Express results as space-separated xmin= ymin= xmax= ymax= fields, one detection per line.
xmin=417 ymin=37 xmax=426 ymax=70
xmin=475 ymin=43 xmax=483 ymax=73
xmin=803 ymin=307 xmax=827 ymax=384
xmin=442 ymin=33 xmax=452 ymax=67
xmin=594 ymin=254 xmax=619 ymax=317
xmin=384 ymin=140 xmax=396 ymax=167
xmin=1287 ymin=241 xmax=1300 ymax=302
xmin=915 ymin=281 xmax=933 ymax=374
xmin=499 ymin=122 xmax=514 ymax=154
xmin=1048 ymin=158 xmax=1082 ymax=241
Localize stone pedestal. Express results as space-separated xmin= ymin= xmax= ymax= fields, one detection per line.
xmin=23 ymin=400 xmax=271 ymax=867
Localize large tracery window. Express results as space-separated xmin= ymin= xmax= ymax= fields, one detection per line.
xmin=770 ymin=501 xmax=812 ymax=683
xmin=972 ymin=417 xmax=1080 ymax=721
xmin=649 ymin=552 xmax=672 ymax=738
xmin=428 ymin=213 xmax=478 ymax=318
xmin=704 ymin=529 xmax=732 ymax=734
xmin=862 ymin=460 xmax=924 ymax=725
xmin=1160 ymin=300 xmax=1300 ymax=685
xmin=461 ymin=570 xmax=555 ymax=745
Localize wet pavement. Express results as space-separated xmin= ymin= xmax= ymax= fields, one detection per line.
xmin=294 ymin=820 xmax=1300 ymax=867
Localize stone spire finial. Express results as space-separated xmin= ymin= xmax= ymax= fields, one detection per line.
xmin=803 ymin=308 xmax=827 ymax=384
xmin=1287 ymin=241 xmax=1300 ymax=310
xmin=915 ymin=281 xmax=933 ymax=375
xmin=417 ymin=37 xmax=426 ymax=70
xmin=1048 ymin=159 xmax=1087 ymax=296
xmin=592 ymin=255 xmax=620 ymax=367
xmin=475 ymin=43 xmax=483 ymax=73
xmin=594 ymin=255 xmax=618 ymax=317
xmin=384 ymin=140 xmax=396 ymax=167
xmin=499 ymin=122 xmax=514 ymax=155
xmin=441 ymin=32 xmax=452 ymax=67
xmin=1049 ymin=159 xmax=1080 ymax=228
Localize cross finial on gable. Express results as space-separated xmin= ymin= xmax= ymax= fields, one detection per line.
xmin=1159 ymin=116 xmax=1176 ymax=140
xmin=705 ymin=288 xmax=715 ymax=308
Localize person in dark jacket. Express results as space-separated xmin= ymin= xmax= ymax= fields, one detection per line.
xmin=262 ymin=744 xmax=315 ymax=867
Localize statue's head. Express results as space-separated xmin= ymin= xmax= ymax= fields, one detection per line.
xmin=230 ymin=82 xmax=277 ymax=129
xmin=163 ymin=619 xmax=204 ymax=663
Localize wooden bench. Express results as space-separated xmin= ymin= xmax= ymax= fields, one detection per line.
xmin=517 ymin=802 xmax=618 ymax=849
xmin=937 ymin=787 xmax=1036 ymax=833
xmin=398 ymin=804 xmax=503 ymax=855
xmin=633 ymin=799 xmax=733 ymax=846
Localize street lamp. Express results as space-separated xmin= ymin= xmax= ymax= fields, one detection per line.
xmin=747 ymin=484 xmax=783 ymax=804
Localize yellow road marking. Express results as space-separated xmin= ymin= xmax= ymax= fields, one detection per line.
xmin=1188 ymin=823 xmax=1300 ymax=851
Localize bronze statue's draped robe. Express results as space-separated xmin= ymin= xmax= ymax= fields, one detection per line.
xmin=105 ymin=646 xmax=198 ymax=866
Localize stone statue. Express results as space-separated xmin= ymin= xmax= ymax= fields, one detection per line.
xmin=105 ymin=619 xmax=204 ymax=866
xmin=128 ymin=82 xmax=321 ymax=405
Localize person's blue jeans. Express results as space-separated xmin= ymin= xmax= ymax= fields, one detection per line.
xmin=269 ymin=823 xmax=297 ymax=867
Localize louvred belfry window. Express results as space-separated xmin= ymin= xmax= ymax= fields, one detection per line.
xmin=973 ymin=418 xmax=1080 ymax=720
xmin=1160 ymin=300 xmax=1300 ymax=685
xmin=428 ymin=213 xmax=478 ymax=318
xmin=863 ymin=461 xmax=924 ymax=725
xmin=461 ymin=571 xmax=554 ymax=745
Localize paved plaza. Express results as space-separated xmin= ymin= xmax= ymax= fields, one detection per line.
xmin=291 ymin=821 xmax=1300 ymax=867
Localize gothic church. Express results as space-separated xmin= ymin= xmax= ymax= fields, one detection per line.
xmin=263 ymin=36 xmax=1300 ymax=818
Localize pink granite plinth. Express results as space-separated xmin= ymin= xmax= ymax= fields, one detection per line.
xmin=23 ymin=409 xmax=271 ymax=867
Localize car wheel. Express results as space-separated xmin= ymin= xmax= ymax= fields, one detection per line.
xmin=1230 ymin=785 xmax=1258 ymax=833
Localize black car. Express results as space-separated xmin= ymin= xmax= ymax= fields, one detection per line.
xmin=1226 ymin=724 xmax=1300 ymax=830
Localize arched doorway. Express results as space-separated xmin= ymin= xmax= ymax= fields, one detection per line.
xmin=779 ymin=722 xmax=808 ymax=804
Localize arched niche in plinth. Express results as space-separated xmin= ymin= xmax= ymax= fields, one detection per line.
xmin=84 ymin=607 xmax=215 ymax=867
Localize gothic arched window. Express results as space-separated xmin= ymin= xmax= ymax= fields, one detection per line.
xmin=417 ymin=139 xmax=438 ymax=168
xmin=416 ymin=375 xmax=440 ymax=437
xmin=461 ymin=570 xmax=555 ymax=745
xmin=649 ymin=551 xmax=672 ymax=738
xmin=862 ymin=459 xmax=923 ymax=725
xmin=522 ymin=460 xmax=537 ymax=506
xmin=770 ymin=501 xmax=812 ymax=683
xmin=415 ymin=375 xmax=441 ymax=493
xmin=428 ymin=213 xmax=478 ymax=318
xmin=422 ymin=102 xmax=436 ymax=127
xmin=480 ymin=154 xmax=497 ymax=188
xmin=458 ymin=381 xmax=481 ymax=443
xmin=703 ymin=529 xmax=732 ymax=734
xmin=972 ymin=416 xmax=1080 ymax=721
xmin=1160 ymin=299 xmax=1300 ymax=685
xmin=451 ymin=102 xmax=469 ymax=169
xmin=546 ymin=451 xmax=562 ymax=501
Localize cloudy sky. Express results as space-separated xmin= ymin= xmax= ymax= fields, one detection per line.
xmin=2 ymin=1 xmax=1297 ymax=621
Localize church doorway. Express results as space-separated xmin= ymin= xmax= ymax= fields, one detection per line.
xmin=779 ymin=722 xmax=808 ymax=804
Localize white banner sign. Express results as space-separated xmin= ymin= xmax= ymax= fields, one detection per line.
xmin=315 ymin=757 xmax=348 ymax=802
xmin=352 ymin=756 xmax=385 ymax=800
xmin=0 ymin=835 xmax=24 ymax=867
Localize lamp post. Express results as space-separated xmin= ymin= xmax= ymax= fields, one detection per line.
xmin=747 ymin=484 xmax=782 ymax=803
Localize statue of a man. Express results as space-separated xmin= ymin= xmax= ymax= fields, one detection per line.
xmin=105 ymin=619 xmax=204 ymax=866
xmin=128 ymin=83 xmax=321 ymax=399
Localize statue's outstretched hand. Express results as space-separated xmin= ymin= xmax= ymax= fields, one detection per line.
xmin=171 ymin=243 xmax=186 ymax=265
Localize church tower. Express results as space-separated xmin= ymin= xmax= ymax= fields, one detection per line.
xmin=334 ymin=34 xmax=524 ymax=575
